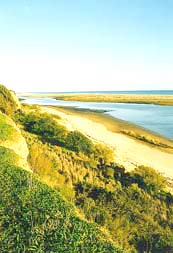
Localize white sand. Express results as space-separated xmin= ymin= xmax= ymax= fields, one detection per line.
xmin=41 ymin=107 xmax=173 ymax=179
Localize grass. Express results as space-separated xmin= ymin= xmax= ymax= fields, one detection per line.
xmin=0 ymin=146 xmax=19 ymax=165
xmin=0 ymin=114 xmax=14 ymax=141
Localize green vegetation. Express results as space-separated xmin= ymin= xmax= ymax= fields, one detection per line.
xmin=1 ymin=86 xmax=173 ymax=252
xmin=0 ymin=146 xmax=19 ymax=165
xmin=23 ymin=128 xmax=173 ymax=253
xmin=75 ymin=167 xmax=173 ymax=253
xmin=16 ymin=111 xmax=95 ymax=155
xmin=121 ymin=129 xmax=173 ymax=149
xmin=49 ymin=106 xmax=173 ymax=152
xmin=0 ymin=84 xmax=18 ymax=115
xmin=66 ymin=130 xmax=94 ymax=155
xmin=0 ymin=114 xmax=14 ymax=141
xmin=0 ymin=164 xmax=121 ymax=253
xmin=131 ymin=166 xmax=167 ymax=195
xmin=18 ymin=112 xmax=67 ymax=145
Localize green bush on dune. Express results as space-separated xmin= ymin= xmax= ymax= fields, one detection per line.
xmin=16 ymin=112 xmax=67 ymax=144
xmin=16 ymin=112 xmax=95 ymax=155
xmin=66 ymin=130 xmax=94 ymax=155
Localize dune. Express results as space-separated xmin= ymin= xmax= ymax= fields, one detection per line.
xmin=41 ymin=106 xmax=173 ymax=179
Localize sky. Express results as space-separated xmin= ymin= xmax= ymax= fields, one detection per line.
xmin=0 ymin=0 xmax=173 ymax=92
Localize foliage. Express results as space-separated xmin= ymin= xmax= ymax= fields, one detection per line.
xmin=66 ymin=130 xmax=94 ymax=155
xmin=4 ymin=102 xmax=173 ymax=253
xmin=0 ymin=146 xmax=19 ymax=165
xmin=132 ymin=166 xmax=168 ymax=195
xmin=17 ymin=112 xmax=95 ymax=155
xmin=0 ymin=84 xmax=18 ymax=115
xmin=17 ymin=112 xmax=67 ymax=145
xmin=93 ymin=143 xmax=114 ymax=164
xmin=0 ymin=164 xmax=122 ymax=253
xmin=23 ymin=129 xmax=173 ymax=252
xmin=75 ymin=169 xmax=173 ymax=253
xmin=0 ymin=114 xmax=14 ymax=141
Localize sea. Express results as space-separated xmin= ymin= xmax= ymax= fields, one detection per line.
xmin=30 ymin=90 xmax=173 ymax=95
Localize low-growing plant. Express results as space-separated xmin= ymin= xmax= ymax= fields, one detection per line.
xmin=0 ymin=164 xmax=122 ymax=253
xmin=0 ymin=114 xmax=14 ymax=141
xmin=65 ymin=130 xmax=94 ymax=155
xmin=0 ymin=146 xmax=19 ymax=165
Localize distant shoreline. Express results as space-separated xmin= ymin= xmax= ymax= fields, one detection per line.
xmin=18 ymin=92 xmax=173 ymax=106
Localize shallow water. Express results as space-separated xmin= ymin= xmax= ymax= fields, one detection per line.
xmin=21 ymin=97 xmax=173 ymax=139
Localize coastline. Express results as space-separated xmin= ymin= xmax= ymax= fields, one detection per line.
xmin=37 ymin=105 xmax=173 ymax=179
xmin=18 ymin=92 xmax=173 ymax=106
xmin=44 ymin=105 xmax=173 ymax=151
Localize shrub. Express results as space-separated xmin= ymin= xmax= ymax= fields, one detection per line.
xmin=93 ymin=144 xmax=114 ymax=164
xmin=132 ymin=166 xmax=167 ymax=195
xmin=65 ymin=130 xmax=94 ymax=155
xmin=18 ymin=112 xmax=67 ymax=145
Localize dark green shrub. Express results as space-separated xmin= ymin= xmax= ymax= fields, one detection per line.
xmin=66 ymin=130 xmax=94 ymax=155
xmin=18 ymin=112 xmax=67 ymax=145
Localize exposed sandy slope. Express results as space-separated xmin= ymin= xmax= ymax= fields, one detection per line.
xmin=0 ymin=113 xmax=31 ymax=172
xmin=41 ymin=107 xmax=173 ymax=179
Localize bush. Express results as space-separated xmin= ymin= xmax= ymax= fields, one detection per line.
xmin=93 ymin=144 xmax=114 ymax=164
xmin=18 ymin=112 xmax=67 ymax=145
xmin=17 ymin=112 xmax=96 ymax=156
xmin=132 ymin=166 xmax=167 ymax=195
xmin=65 ymin=130 xmax=94 ymax=155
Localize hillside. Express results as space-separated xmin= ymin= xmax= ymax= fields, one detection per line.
xmin=0 ymin=85 xmax=173 ymax=253
xmin=0 ymin=84 xmax=20 ymax=115
xmin=0 ymin=86 xmax=122 ymax=252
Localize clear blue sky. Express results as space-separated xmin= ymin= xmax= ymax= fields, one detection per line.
xmin=0 ymin=0 xmax=173 ymax=92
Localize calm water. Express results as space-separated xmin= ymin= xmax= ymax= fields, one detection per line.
xmin=21 ymin=97 xmax=173 ymax=139
xmin=30 ymin=90 xmax=173 ymax=95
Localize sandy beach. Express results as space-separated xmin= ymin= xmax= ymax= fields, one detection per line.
xmin=40 ymin=106 xmax=173 ymax=179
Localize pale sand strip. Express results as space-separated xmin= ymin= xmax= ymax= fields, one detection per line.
xmin=41 ymin=107 xmax=173 ymax=179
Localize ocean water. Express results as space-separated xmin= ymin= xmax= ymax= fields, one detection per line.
xmin=21 ymin=96 xmax=173 ymax=139
xmin=30 ymin=90 xmax=173 ymax=95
